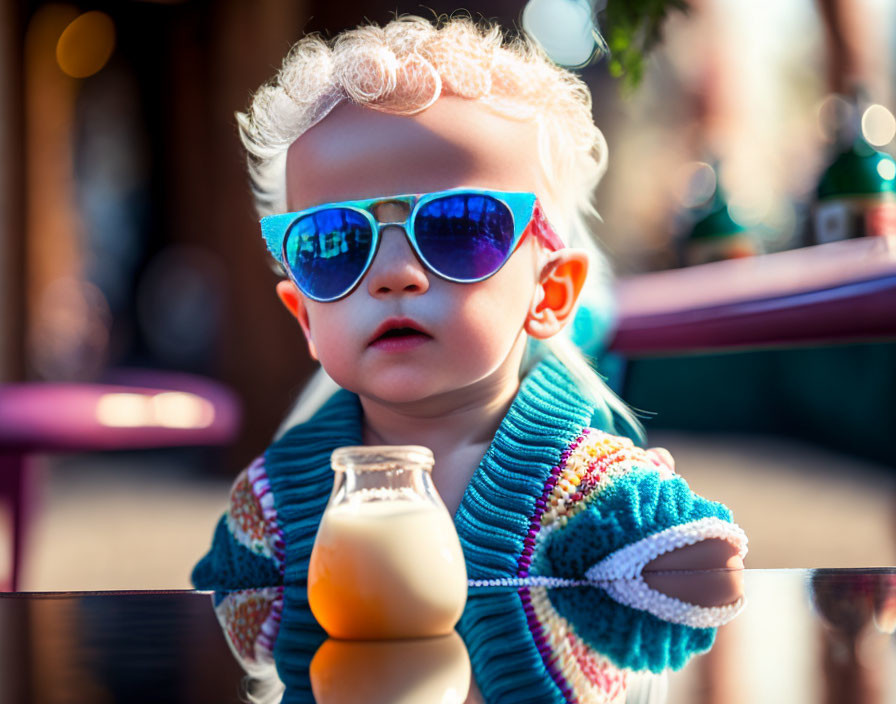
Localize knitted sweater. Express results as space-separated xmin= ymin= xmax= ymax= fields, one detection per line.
xmin=193 ymin=355 xmax=747 ymax=703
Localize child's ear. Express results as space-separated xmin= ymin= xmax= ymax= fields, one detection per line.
xmin=524 ymin=249 xmax=589 ymax=340
xmin=275 ymin=280 xmax=319 ymax=360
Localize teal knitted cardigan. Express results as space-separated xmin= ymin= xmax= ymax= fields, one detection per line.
xmin=193 ymin=355 xmax=746 ymax=703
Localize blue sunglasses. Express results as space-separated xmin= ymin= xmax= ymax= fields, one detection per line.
xmin=260 ymin=188 xmax=562 ymax=302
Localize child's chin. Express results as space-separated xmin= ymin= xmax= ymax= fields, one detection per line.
xmin=358 ymin=374 xmax=455 ymax=407
xmin=362 ymin=384 xmax=441 ymax=407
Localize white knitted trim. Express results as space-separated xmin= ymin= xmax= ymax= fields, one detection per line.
xmin=586 ymin=518 xmax=748 ymax=580
xmin=584 ymin=518 xmax=749 ymax=628
xmin=599 ymin=580 xmax=745 ymax=628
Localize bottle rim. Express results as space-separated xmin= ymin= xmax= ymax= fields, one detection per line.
xmin=330 ymin=445 xmax=434 ymax=472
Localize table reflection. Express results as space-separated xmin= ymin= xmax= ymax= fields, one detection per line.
xmin=213 ymin=564 xmax=746 ymax=704
xmin=810 ymin=570 xmax=896 ymax=704
xmin=209 ymin=569 xmax=896 ymax=704
xmin=1 ymin=569 xmax=894 ymax=703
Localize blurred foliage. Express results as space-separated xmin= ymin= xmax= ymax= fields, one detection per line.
xmin=600 ymin=0 xmax=690 ymax=91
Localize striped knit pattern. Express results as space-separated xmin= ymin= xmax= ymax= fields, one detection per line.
xmin=527 ymin=586 xmax=628 ymax=702
xmin=537 ymin=432 xmax=676 ymax=530
xmin=226 ymin=457 xmax=286 ymax=565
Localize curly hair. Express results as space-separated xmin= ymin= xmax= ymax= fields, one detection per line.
xmin=237 ymin=16 xmax=605 ymax=231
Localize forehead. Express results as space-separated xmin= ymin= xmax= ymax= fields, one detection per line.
xmin=285 ymin=96 xmax=542 ymax=211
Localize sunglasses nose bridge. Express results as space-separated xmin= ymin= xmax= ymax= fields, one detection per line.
xmin=370 ymin=197 xmax=413 ymax=222
xmin=373 ymin=205 xmax=421 ymax=259
xmin=369 ymin=197 xmax=415 ymax=247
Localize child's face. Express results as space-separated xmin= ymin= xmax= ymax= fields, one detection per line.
xmin=279 ymin=97 xmax=557 ymax=407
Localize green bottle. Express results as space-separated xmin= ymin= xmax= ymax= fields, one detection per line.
xmin=813 ymin=137 xmax=896 ymax=243
xmin=683 ymin=187 xmax=759 ymax=266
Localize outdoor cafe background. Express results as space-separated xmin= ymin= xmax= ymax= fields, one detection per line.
xmin=0 ymin=0 xmax=894 ymax=591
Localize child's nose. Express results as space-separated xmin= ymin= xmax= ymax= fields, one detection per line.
xmin=365 ymin=225 xmax=430 ymax=297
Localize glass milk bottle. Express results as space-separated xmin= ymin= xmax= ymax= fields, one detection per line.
xmin=307 ymin=446 xmax=467 ymax=639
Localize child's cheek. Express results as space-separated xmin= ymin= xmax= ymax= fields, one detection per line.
xmin=302 ymin=304 xmax=354 ymax=368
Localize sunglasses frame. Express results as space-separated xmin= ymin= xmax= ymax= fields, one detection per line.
xmin=260 ymin=187 xmax=562 ymax=302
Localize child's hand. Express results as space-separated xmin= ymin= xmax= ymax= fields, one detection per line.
xmin=643 ymin=537 xmax=745 ymax=607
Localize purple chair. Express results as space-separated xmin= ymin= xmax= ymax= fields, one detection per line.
xmin=0 ymin=371 xmax=241 ymax=591
xmin=609 ymin=236 xmax=896 ymax=354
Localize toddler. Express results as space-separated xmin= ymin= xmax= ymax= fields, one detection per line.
xmin=194 ymin=15 xmax=747 ymax=703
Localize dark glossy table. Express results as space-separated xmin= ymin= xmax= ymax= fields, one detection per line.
xmin=2 ymin=569 xmax=894 ymax=704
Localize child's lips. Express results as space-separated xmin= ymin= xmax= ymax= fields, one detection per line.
xmin=368 ymin=332 xmax=432 ymax=352
xmin=368 ymin=317 xmax=433 ymax=348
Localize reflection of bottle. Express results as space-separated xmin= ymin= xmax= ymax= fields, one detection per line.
xmin=308 ymin=446 xmax=467 ymax=639
xmin=310 ymin=633 xmax=472 ymax=704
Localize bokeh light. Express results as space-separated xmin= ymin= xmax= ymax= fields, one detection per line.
xmin=729 ymin=188 xmax=773 ymax=228
xmin=876 ymin=159 xmax=896 ymax=182
xmin=151 ymin=392 xmax=216 ymax=429
xmin=95 ymin=393 xmax=146 ymax=427
xmin=673 ymin=162 xmax=717 ymax=209
xmin=56 ymin=11 xmax=116 ymax=79
xmin=816 ymin=94 xmax=854 ymax=143
xmin=136 ymin=246 xmax=225 ymax=368
xmin=861 ymin=104 xmax=896 ymax=147
xmin=29 ymin=277 xmax=111 ymax=380
xmin=95 ymin=391 xmax=215 ymax=429
xmin=522 ymin=0 xmax=599 ymax=68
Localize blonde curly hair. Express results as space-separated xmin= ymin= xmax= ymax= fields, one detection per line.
xmin=238 ymin=16 xmax=604 ymax=227
xmin=237 ymin=14 xmax=643 ymax=442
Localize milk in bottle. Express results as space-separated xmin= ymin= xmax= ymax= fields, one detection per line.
xmin=307 ymin=446 xmax=467 ymax=639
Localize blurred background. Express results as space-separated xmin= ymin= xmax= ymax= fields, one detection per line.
xmin=0 ymin=0 xmax=895 ymax=591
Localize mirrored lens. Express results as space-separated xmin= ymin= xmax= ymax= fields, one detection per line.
xmin=284 ymin=209 xmax=373 ymax=300
xmin=414 ymin=194 xmax=515 ymax=280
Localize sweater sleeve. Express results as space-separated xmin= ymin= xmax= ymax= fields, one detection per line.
xmin=533 ymin=428 xmax=748 ymax=673
xmin=191 ymin=456 xmax=286 ymax=592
